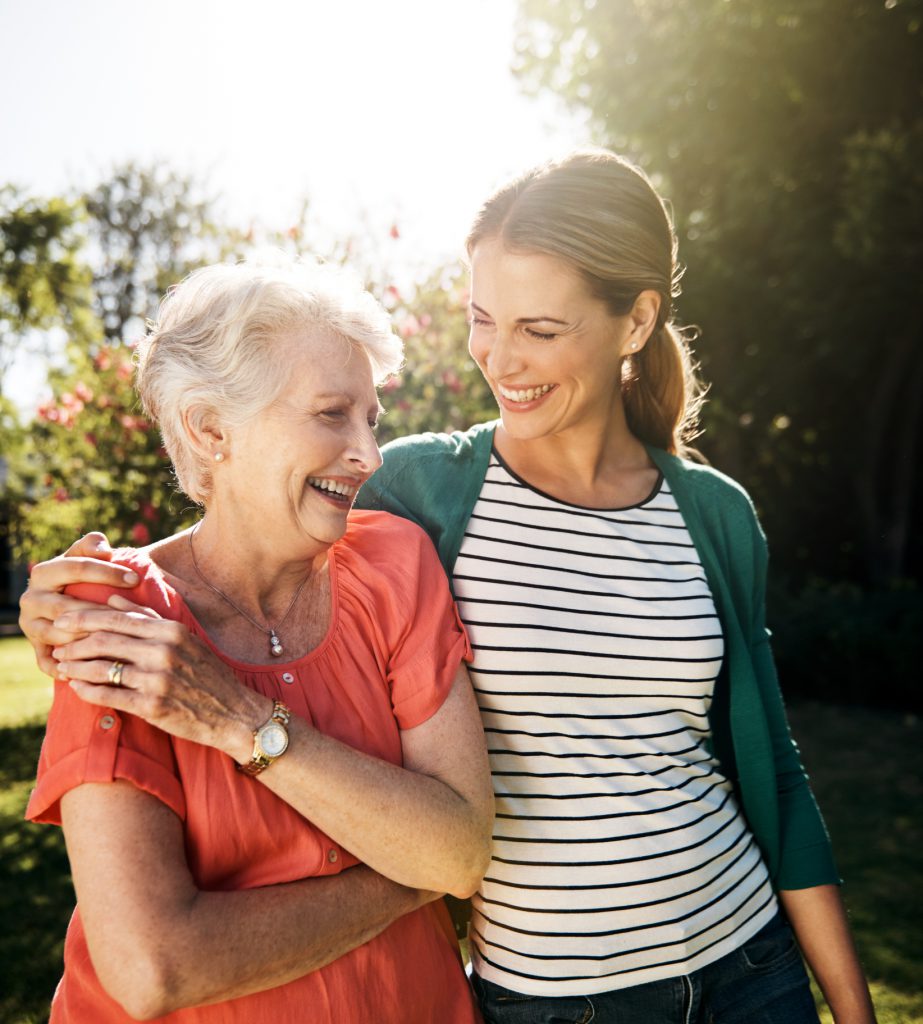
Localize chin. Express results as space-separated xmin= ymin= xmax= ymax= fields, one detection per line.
xmin=498 ymin=411 xmax=556 ymax=442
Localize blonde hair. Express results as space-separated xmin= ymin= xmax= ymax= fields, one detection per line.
xmin=136 ymin=257 xmax=403 ymax=503
xmin=466 ymin=149 xmax=703 ymax=454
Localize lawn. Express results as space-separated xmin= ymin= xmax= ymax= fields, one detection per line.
xmin=1 ymin=635 xmax=921 ymax=1023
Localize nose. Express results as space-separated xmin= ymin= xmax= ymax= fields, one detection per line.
xmin=349 ymin=421 xmax=383 ymax=476
xmin=473 ymin=327 xmax=524 ymax=381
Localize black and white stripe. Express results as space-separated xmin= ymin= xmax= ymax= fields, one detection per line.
xmin=456 ymin=453 xmax=776 ymax=996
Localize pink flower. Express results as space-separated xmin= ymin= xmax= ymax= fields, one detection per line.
xmin=398 ymin=315 xmax=421 ymax=339
xmin=74 ymin=382 xmax=94 ymax=402
xmin=53 ymin=488 xmax=70 ymax=503
xmin=116 ymin=362 xmax=133 ymax=382
xmin=442 ymin=370 xmax=462 ymax=394
xmin=381 ymin=376 xmax=402 ymax=393
xmin=94 ymin=350 xmax=112 ymax=372
xmin=140 ymin=502 xmax=157 ymax=522
xmin=389 ymin=224 xmax=400 ymax=240
xmin=131 ymin=523 xmax=151 ymax=544
xmin=420 ymin=314 xmax=432 ymax=328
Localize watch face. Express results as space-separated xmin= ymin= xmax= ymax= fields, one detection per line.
xmin=259 ymin=723 xmax=288 ymax=758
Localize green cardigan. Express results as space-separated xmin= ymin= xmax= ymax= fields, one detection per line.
xmin=357 ymin=420 xmax=839 ymax=891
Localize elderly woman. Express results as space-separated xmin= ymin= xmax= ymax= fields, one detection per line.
xmin=24 ymin=259 xmax=493 ymax=1023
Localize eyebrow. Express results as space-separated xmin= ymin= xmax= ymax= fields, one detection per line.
xmin=470 ymin=302 xmax=569 ymax=326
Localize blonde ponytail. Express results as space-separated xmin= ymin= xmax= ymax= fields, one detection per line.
xmin=623 ymin=323 xmax=704 ymax=455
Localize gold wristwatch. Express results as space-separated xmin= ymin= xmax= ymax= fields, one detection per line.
xmin=237 ymin=700 xmax=292 ymax=776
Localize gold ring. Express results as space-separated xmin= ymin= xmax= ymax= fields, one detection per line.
xmin=107 ymin=661 xmax=125 ymax=687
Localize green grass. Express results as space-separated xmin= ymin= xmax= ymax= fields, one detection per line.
xmin=0 ymin=636 xmax=55 ymax=727
xmin=0 ymin=638 xmax=68 ymax=1024
xmin=1 ymin=637 xmax=921 ymax=1022
xmin=789 ymin=702 xmax=923 ymax=1023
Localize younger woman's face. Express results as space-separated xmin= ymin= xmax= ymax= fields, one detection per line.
xmin=468 ymin=239 xmax=640 ymax=444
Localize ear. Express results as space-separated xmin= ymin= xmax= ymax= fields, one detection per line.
xmin=622 ymin=290 xmax=661 ymax=356
xmin=181 ymin=404 xmax=228 ymax=462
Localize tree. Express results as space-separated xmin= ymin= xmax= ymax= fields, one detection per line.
xmin=0 ymin=189 xmax=93 ymax=399
xmin=11 ymin=166 xmax=232 ymax=561
xmin=514 ymin=0 xmax=923 ymax=584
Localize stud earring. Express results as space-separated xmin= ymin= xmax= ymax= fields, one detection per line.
xmin=629 ymin=341 xmax=638 ymax=352
xmin=214 ymin=452 xmax=225 ymax=463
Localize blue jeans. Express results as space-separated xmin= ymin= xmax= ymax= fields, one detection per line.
xmin=471 ymin=913 xmax=820 ymax=1024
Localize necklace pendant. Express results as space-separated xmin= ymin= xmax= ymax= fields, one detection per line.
xmin=270 ymin=631 xmax=284 ymax=657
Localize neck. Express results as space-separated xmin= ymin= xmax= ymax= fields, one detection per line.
xmin=188 ymin=510 xmax=328 ymax=624
xmin=496 ymin=399 xmax=651 ymax=502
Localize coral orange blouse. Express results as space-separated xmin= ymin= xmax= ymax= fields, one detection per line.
xmin=26 ymin=511 xmax=480 ymax=1024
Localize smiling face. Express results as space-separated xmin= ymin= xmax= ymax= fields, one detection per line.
xmin=216 ymin=326 xmax=382 ymax=556
xmin=468 ymin=238 xmax=644 ymax=446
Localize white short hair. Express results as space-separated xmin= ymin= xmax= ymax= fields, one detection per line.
xmin=135 ymin=257 xmax=403 ymax=503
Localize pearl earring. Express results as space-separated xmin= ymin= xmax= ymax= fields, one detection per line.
xmin=214 ymin=452 xmax=225 ymax=463
xmin=629 ymin=341 xmax=638 ymax=351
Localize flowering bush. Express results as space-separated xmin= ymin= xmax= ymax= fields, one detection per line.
xmin=14 ymin=339 xmax=197 ymax=562
xmin=375 ymin=264 xmax=495 ymax=445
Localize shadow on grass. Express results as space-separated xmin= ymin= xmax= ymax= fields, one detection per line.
xmin=0 ymin=724 xmax=71 ymax=1024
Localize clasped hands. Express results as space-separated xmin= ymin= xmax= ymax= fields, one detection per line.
xmin=52 ymin=595 xmax=268 ymax=764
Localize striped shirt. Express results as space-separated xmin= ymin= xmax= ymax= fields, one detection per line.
xmin=456 ymin=452 xmax=777 ymax=996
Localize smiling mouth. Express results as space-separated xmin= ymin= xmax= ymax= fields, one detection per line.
xmin=307 ymin=477 xmax=359 ymax=504
xmin=497 ymin=383 xmax=555 ymax=403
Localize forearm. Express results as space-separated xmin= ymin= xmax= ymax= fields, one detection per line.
xmin=780 ymin=885 xmax=877 ymax=1024
xmin=64 ymin=782 xmax=438 ymax=1020
xmin=251 ymin=715 xmax=491 ymax=897
xmin=160 ymin=867 xmax=431 ymax=1013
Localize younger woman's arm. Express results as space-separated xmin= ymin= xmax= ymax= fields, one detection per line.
xmin=780 ymin=886 xmax=877 ymax=1024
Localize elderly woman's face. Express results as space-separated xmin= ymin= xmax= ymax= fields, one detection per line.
xmin=219 ymin=328 xmax=382 ymax=553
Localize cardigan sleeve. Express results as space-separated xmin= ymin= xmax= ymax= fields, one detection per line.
xmin=748 ymin=514 xmax=840 ymax=889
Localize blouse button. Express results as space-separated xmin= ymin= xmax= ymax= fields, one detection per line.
xmin=99 ymin=715 xmax=116 ymax=730
xmin=281 ymin=672 xmax=295 ymax=684
xmin=327 ymin=849 xmax=338 ymax=864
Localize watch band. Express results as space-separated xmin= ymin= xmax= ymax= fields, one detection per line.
xmin=236 ymin=700 xmax=292 ymax=777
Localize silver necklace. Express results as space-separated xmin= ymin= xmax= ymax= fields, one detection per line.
xmin=188 ymin=524 xmax=311 ymax=657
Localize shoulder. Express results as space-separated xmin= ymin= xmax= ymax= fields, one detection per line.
xmin=341 ymin=510 xmax=442 ymax=572
xmin=377 ymin=420 xmax=497 ymax=476
xmin=648 ymin=447 xmax=762 ymax=534
xmin=65 ymin=546 xmax=181 ymax=617
xmin=356 ymin=421 xmax=496 ymax=527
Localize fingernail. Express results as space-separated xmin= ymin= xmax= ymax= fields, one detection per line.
xmin=53 ymin=617 xmax=70 ymax=629
xmin=122 ymin=571 xmax=139 ymax=585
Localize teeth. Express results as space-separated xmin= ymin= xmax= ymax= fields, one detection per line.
xmin=498 ymin=383 xmax=553 ymax=403
xmin=308 ymin=477 xmax=357 ymax=498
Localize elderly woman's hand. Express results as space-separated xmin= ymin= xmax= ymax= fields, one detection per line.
xmin=19 ymin=533 xmax=141 ymax=677
xmin=51 ymin=599 xmax=267 ymax=761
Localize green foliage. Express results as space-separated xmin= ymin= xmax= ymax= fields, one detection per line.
xmin=0 ymin=188 xmax=94 ymax=396
xmin=13 ymin=341 xmax=197 ymax=562
xmin=768 ymin=579 xmax=923 ymax=710
xmin=514 ymin=0 xmax=923 ymax=587
xmin=85 ymin=163 xmax=229 ymax=344
xmin=4 ymin=165 xmax=235 ymax=562
xmin=377 ymin=265 xmax=496 ymax=444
